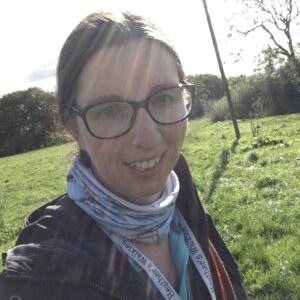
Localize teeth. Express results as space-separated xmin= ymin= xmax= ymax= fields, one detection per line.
xmin=130 ymin=156 xmax=160 ymax=171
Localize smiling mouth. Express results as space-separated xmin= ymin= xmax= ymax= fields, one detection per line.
xmin=127 ymin=155 xmax=162 ymax=171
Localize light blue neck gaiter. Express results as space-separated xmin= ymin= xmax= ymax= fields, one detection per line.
xmin=67 ymin=157 xmax=179 ymax=244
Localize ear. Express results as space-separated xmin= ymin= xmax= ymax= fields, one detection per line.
xmin=66 ymin=120 xmax=80 ymax=142
xmin=66 ymin=118 xmax=88 ymax=151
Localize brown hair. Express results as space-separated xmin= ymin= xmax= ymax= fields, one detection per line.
xmin=56 ymin=11 xmax=185 ymax=127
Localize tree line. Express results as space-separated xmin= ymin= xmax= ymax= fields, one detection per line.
xmin=188 ymin=56 xmax=300 ymax=122
xmin=189 ymin=0 xmax=300 ymax=122
xmin=1 ymin=59 xmax=299 ymax=158
xmin=0 ymin=88 xmax=70 ymax=158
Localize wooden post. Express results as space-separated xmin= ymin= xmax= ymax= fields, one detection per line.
xmin=202 ymin=0 xmax=240 ymax=139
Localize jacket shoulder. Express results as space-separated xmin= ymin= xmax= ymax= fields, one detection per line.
xmin=16 ymin=194 xmax=101 ymax=245
xmin=2 ymin=194 xmax=111 ymax=278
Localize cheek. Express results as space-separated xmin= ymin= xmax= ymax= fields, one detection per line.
xmin=82 ymin=138 xmax=122 ymax=181
xmin=77 ymin=127 xmax=114 ymax=162
xmin=88 ymin=140 xmax=116 ymax=162
xmin=166 ymin=121 xmax=187 ymax=147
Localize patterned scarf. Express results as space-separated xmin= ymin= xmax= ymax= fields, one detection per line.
xmin=67 ymin=157 xmax=179 ymax=244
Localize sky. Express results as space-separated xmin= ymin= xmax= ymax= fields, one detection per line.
xmin=0 ymin=0 xmax=271 ymax=96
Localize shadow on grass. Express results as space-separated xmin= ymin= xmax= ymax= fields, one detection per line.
xmin=206 ymin=139 xmax=239 ymax=203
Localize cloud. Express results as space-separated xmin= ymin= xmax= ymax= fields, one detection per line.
xmin=27 ymin=68 xmax=56 ymax=82
xmin=26 ymin=59 xmax=57 ymax=83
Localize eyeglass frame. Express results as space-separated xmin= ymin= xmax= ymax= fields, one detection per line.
xmin=71 ymin=82 xmax=195 ymax=139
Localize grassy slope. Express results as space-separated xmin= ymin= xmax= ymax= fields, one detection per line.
xmin=1 ymin=114 xmax=299 ymax=299
xmin=184 ymin=114 xmax=300 ymax=299
xmin=0 ymin=143 xmax=75 ymax=252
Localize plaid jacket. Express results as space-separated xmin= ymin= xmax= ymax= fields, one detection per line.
xmin=0 ymin=155 xmax=247 ymax=300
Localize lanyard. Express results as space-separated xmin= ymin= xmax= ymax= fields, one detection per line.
xmin=110 ymin=234 xmax=181 ymax=300
xmin=177 ymin=210 xmax=216 ymax=300
xmin=107 ymin=210 xmax=216 ymax=300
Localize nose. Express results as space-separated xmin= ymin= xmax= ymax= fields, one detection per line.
xmin=130 ymin=107 xmax=162 ymax=148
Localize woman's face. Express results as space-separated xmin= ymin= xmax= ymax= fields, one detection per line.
xmin=73 ymin=40 xmax=187 ymax=204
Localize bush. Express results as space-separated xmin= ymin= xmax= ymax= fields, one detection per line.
xmin=189 ymin=97 xmax=205 ymax=119
xmin=0 ymin=88 xmax=58 ymax=157
xmin=209 ymin=97 xmax=229 ymax=122
xmin=46 ymin=129 xmax=73 ymax=147
xmin=223 ymin=65 xmax=300 ymax=122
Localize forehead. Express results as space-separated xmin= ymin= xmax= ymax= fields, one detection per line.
xmin=77 ymin=39 xmax=180 ymax=105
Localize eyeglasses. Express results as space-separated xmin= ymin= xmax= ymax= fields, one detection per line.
xmin=71 ymin=82 xmax=194 ymax=139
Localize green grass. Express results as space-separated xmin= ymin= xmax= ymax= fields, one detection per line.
xmin=1 ymin=113 xmax=300 ymax=299
xmin=0 ymin=143 xmax=76 ymax=252
xmin=184 ymin=114 xmax=300 ymax=299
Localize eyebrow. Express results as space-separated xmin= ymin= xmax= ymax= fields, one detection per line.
xmin=148 ymin=83 xmax=177 ymax=95
xmin=86 ymin=82 xmax=179 ymax=106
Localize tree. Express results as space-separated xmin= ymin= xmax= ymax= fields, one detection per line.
xmin=187 ymin=74 xmax=224 ymax=100
xmin=228 ymin=70 xmax=300 ymax=118
xmin=233 ymin=0 xmax=300 ymax=68
xmin=0 ymin=88 xmax=58 ymax=157
xmin=255 ymin=46 xmax=300 ymax=114
xmin=186 ymin=74 xmax=225 ymax=119
xmin=227 ymin=0 xmax=300 ymax=114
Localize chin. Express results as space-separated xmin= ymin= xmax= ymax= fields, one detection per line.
xmin=126 ymin=189 xmax=163 ymax=205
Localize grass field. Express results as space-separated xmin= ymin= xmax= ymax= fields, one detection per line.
xmin=1 ymin=113 xmax=299 ymax=299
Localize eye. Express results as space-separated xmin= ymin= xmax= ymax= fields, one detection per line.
xmin=151 ymin=94 xmax=178 ymax=107
xmin=99 ymin=105 xmax=120 ymax=119
xmin=88 ymin=103 xmax=130 ymax=121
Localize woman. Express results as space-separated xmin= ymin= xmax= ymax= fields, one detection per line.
xmin=0 ymin=11 xmax=246 ymax=299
